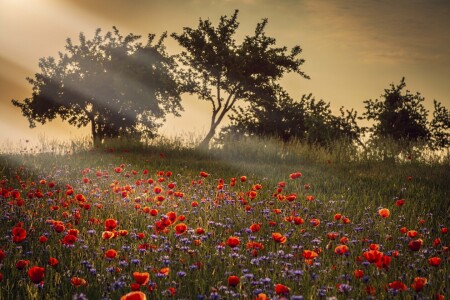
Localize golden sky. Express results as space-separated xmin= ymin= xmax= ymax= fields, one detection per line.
xmin=1 ymin=0 xmax=449 ymax=147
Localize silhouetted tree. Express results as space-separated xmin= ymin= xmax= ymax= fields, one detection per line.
xmin=430 ymin=100 xmax=450 ymax=149
xmin=224 ymin=89 xmax=362 ymax=148
xmin=171 ymin=10 xmax=309 ymax=148
xmin=362 ymin=77 xmax=430 ymax=144
xmin=12 ymin=27 xmax=182 ymax=145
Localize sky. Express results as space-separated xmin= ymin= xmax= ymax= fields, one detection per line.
xmin=1 ymin=0 xmax=450 ymax=148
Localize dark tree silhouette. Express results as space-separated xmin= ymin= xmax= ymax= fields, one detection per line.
xmin=12 ymin=27 xmax=182 ymax=145
xmin=362 ymin=77 xmax=430 ymax=143
xmin=224 ymin=88 xmax=362 ymax=148
xmin=171 ymin=10 xmax=309 ymax=148
xmin=430 ymin=100 xmax=450 ymax=149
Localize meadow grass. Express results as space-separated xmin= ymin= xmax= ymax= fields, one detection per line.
xmin=0 ymin=137 xmax=448 ymax=299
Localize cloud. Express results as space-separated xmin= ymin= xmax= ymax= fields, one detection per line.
xmin=303 ymin=0 xmax=450 ymax=64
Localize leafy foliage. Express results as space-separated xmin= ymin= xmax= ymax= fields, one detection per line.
xmin=430 ymin=100 xmax=450 ymax=149
xmin=362 ymin=77 xmax=450 ymax=151
xmin=223 ymin=89 xmax=362 ymax=149
xmin=361 ymin=78 xmax=430 ymax=144
xmin=171 ymin=10 xmax=309 ymax=148
xmin=12 ymin=27 xmax=182 ymax=143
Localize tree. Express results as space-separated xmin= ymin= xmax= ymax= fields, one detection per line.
xmin=430 ymin=100 xmax=450 ymax=149
xmin=361 ymin=77 xmax=430 ymax=144
xmin=224 ymin=89 xmax=362 ymax=148
xmin=12 ymin=27 xmax=182 ymax=145
xmin=171 ymin=10 xmax=309 ymax=148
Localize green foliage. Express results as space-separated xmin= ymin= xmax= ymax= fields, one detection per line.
xmin=430 ymin=100 xmax=450 ymax=148
xmin=222 ymin=90 xmax=362 ymax=149
xmin=171 ymin=10 xmax=309 ymax=148
xmin=362 ymin=78 xmax=430 ymax=144
xmin=12 ymin=27 xmax=182 ymax=144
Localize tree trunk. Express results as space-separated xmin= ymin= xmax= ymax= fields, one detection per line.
xmin=91 ymin=119 xmax=101 ymax=148
xmin=198 ymin=126 xmax=216 ymax=150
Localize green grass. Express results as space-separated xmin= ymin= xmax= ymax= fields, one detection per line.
xmin=0 ymin=137 xmax=448 ymax=299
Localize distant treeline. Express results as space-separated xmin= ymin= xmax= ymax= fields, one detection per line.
xmin=11 ymin=10 xmax=450 ymax=152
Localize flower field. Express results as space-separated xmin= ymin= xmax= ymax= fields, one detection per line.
xmin=0 ymin=144 xmax=448 ymax=299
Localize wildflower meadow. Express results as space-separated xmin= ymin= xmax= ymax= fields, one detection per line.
xmin=0 ymin=139 xmax=448 ymax=299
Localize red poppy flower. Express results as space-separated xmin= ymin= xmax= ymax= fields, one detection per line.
xmin=327 ymin=232 xmax=339 ymax=240
xmin=167 ymin=287 xmax=176 ymax=296
xmin=246 ymin=241 xmax=264 ymax=250
xmin=249 ymin=223 xmax=261 ymax=233
xmin=174 ymin=223 xmax=188 ymax=235
xmin=120 ymin=291 xmax=146 ymax=300
xmin=16 ymin=259 xmax=30 ymax=270
xmin=228 ymin=275 xmax=240 ymax=287
xmin=48 ymin=257 xmax=58 ymax=266
xmin=105 ymin=249 xmax=118 ymax=259
xmin=285 ymin=194 xmax=297 ymax=202
xmin=240 ymin=176 xmax=247 ymax=182
xmin=411 ymin=277 xmax=427 ymax=292
xmin=310 ymin=218 xmax=320 ymax=227
xmin=71 ymin=277 xmax=87 ymax=287
xmin=369 ymin=243 xmax=379 ymax=250
xmin=272 ymin=232 xmax=287 ymax=244
xmin=378 ymin=208 xmax=390 ymax=218
xmin=388 ymin=280 xmax=407 ymax=291
xmin=102 ymin=231 xmax=115 ymax=240
xmin=226 ymin=236 xmax=240 ymax=248
xmin=150 ymin=209 xmax=158 ymax=216
xmin=407 ymin=230 xmax=418 ymax=238
xmin=302 ymin=250 xmax=318 ymax=260
xmin=408 ymin=239 xmax=423 ymax=251
xmin=158 ymin=268 xmax=170 ymax=276
xmin=62 ymin=234 xmax=77 ymax=245
xmin=354 ymin=269 xmax=364 ymax=279
xmin=119 ymin=230 xmax=129 ymax=236
xmin=363 ymin=250 xmax=383 ymax=263
xmin=133 ymin=272 xmax=150 ymax=285
xmin=428 ymin=257 xmax=441 ymax=267
xmin=292 ymin=217 xmax=303 ymax=225
xmin=375 ymin=255 xmax=392 ymax=269
xmin=52 ymin=221 xmax=65 ymax=233
xmin=334 ymin=245 xmax=349 ymax=255
xmin=166 ymin=211 xmax=177 ymax=223
xmin=306 ymin=195 xmax=315 ymax=201
xmin=289 ymin=172 xmax=302 ymax=179
xmin=12 ymin=227 xmax=26 ymax=243
xmin=105 ymin=219 xmax=118 ymax=231
xmin=131 ymin=283 xmax=141 ymax=291
xmin=199 ymin=172 xmax=209 ymax=178
xmin=342 ymin=217 xmax=351 ymax=224
xmin=28 ymin=266 xmax=45 ymax=284
xmin=396 ymin=199 xmax=405 ymax=206
xmin=196 ymin=227 xmax=205 ymax=234
xmin=274 ymin=283 xmax=290 ymax=295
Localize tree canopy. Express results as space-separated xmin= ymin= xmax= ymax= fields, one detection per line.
xmin=172 ymin=10 xmax=309 ymax=148
xmin=12 ymin=27 xmax=182 ymax=144
xmin=362 ymin=77 xmax=430 ymax=143
xmin=224 ymin=88 xmax=362 ymax=148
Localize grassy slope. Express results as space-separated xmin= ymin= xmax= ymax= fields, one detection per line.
xmin=0 ymin=141 xmax=449 ymax=299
